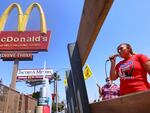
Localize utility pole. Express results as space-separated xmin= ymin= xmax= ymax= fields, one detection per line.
xmin=53 ymin=72 xmax=61 ymax=113
xmin=56 ymin=73 xmax=58 ymax=113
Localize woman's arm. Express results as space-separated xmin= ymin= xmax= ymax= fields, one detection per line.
xmin=142 ymin=60 xmax=150 ymax=74
xmin=139 ymin=54 xmax=150 ymax=75
xmin=97 ymin=84 xmax=102 ymax=96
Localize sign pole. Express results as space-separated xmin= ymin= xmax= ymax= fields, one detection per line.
xmin=34 ymin=85 xmax=36 ymax=93
xmin=56 ymin=74 xmax=58 ymax=113
xmin=43 ymin=61 xmax=46 ymax=79
xmin=10 ymin=59 xmax=19 ymax=89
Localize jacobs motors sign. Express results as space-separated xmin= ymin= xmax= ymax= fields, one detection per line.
xmin=0 ymin=3 xmax=50 ymax=52
xmin=17 ymin=68 xmax=54 ymax=81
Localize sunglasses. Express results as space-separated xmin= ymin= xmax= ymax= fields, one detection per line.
xmin=117 ymin=46 xmax=127 ymax=53
xmin=106 ymin=79 xmax=110 ymax=82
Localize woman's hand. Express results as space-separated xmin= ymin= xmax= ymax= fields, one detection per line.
xmin=109 ymin=54 xmax=119 ymax=63
xmin=109 ymin=54 xmax=119 ymax=80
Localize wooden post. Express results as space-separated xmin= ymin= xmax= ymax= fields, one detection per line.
xmin=10 ymin=59 xmax=19 ymax=89
xmin=68 ymin=42 xmax=90 ymax=113
xmin=66 ymin=70 xmax=78 ymax=113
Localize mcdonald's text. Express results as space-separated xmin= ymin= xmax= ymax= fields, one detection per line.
xmin=0 ymin=31 xmax=51 ymax=51
xmin=0 ymin=36 xmax=47 ymax=42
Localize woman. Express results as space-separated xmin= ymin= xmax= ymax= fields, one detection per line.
xmin=97 ymin=77 xmax=120 ymax=101
xmin=109 ymin=43 xmax=150 ymax=95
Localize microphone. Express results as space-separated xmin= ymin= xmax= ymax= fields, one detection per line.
xmin=106 ymin=54 xmax=119 ymax=61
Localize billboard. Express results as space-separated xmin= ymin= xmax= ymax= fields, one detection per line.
xmin=0 ymin=31 xmax=50 ymax=51
xmin=17 ymin=69 xmax=54 ymax=81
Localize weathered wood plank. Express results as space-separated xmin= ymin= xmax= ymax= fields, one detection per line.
xmin=90 ymin=90 xmax=150 ymax=113
xmin=77 ymin=0 xmax=114 ymax=66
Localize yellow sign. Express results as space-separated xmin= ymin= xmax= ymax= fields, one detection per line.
xmin=83 ymin=64 xmax=92 ymax=80
xmin=0 ymin=2 xmax=47 ymax=33
xmin=64 ymin=78 xmax=68 ymax=87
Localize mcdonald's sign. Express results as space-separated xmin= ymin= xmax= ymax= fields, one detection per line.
xmin=0 ymin=3 xmax=51 ymax=52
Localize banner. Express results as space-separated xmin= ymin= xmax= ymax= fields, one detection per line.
xmin=83 ymin=64 xmax=93 ymax=80
xmin=63 ymin=78 xmax=68 ymax=86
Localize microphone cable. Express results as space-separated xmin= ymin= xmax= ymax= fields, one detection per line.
xmin=105 ymin=59 xmax=109 ymax=78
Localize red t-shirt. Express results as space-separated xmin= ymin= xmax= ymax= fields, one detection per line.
xmin=116 ymin=54 xmax=150 ymax=95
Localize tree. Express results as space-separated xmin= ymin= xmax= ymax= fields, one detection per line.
xmin=32 ymin=91 xmax=40 ymax=99
xmin=58 ymin=101 xmax=65 ymax=112
xmin=52 ymin=102 xmax=56 ymax=113
xmin=52 ymin=102 xmax=65 ymax=112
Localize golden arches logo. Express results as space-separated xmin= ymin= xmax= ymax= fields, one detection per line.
xmin=0 ymin=2 xmax=47 ymax=33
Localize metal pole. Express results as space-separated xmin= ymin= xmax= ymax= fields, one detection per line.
xmin=34 ymin=85 xmax=36 ymax=93
xmin=56 ymin=73 xmax=58 ymax=113
xmin=10 ymin=59 xmax=19 ymax=89
xmin=52 ymin=79 xmax=56 ymax=113
xmin=43 ymin=61 xmax=46 ymax=79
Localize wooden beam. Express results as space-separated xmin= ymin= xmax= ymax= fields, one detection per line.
xmin=90 ymin=90 xmax=150 ymax=113
xmin=77 ymin=0 xmax=114 ymax=66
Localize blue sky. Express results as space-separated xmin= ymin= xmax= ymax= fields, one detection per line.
xmin=0 ymin=0 xmax=150 ymax=103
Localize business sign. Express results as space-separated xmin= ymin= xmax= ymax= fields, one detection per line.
xmin=17 ymin=68 xmax=53 ymax=81
xmin=0 ymin=3 xmax=47 ymax=33
xmin=0 ymin=3 xmax=51 ymax=52
xmin=0 ymin=52 xmax=33 ymax=61
xmin=0 ymin=31 xmax=50 ymax=51
xmin=39 ymin=97 xmax=49 ymax=106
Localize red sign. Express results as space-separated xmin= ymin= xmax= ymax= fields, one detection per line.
xmin=43 ymin=106 xmax=50 ymax=113
xmin=0 ymin=31 xmax=51 ymax=51
xmin=1 ymin=52 xmax=33 ymax=61
xmin=17 ymin=75 xmax=52 ymax=81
